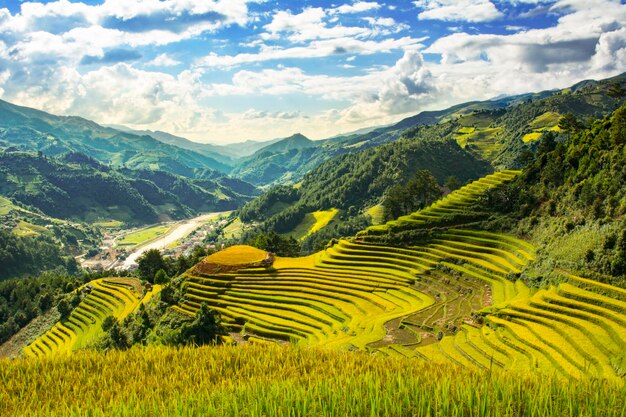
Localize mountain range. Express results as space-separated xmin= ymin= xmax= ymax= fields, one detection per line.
xmin=0 ymin=72 xmax=624 ymax=231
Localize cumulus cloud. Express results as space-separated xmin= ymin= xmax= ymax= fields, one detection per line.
xmin=197 ymin=36 xmax=425 ymax=68
xmin=332 ymin=2 xmax=382 ymax=14
xmin=147 ymin=53 xmax=182 ymax=67
xmin=414 ymin=0 xmax=504 ymax=22
xmin=590 ymin=27 xmax=626 ymax=73
xmin=242 ymin=109 xmax=302 ymax=120
xmin=0 ymin=0 xmax=624 ymax=143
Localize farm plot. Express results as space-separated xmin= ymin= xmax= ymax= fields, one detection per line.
xmin=363 ymin=170 xmax=520 ymax=236
xmin=23 ymin=278 xmax=145 ymax=357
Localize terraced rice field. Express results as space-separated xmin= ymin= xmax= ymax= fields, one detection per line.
xmin=402 ymin=274 xmax=626 ymax=382
xmin=522 ymin=112 xmax=562 ymax=142
xmin=23 ymin=278 xmax=145 ymax=357
xmin=177 ymin=170 xmax=626 ymax=381
xmin=522 ymin=132 xmax=543 ymax=143
xmin=364 ymin=170 xmax=520 ymax=235
xmin=454 ymin=126 xmax=503 ymax=160
xmin=286 ymin=208 xmax=340 ymax=240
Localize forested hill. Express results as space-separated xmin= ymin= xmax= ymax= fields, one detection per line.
xmin=0 ymin=151 xmax=258 ymax=225
xmin=0 ymin=100 xmax=231 ymax=177
xmin=468 ymin=104 xmax=626 ymax=288
xmin=227 ymin=72 xmax=625 ymax=188
xmin=239 ymin=138 xmax=491 ymax=232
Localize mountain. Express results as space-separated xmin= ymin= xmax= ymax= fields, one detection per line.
xmin=238 ymin=137 xmax=492 ymax=234
xmin=107 ymin=126 xmax=236 ymax=167
xmin=0 ymin=100 xmax=231 ymax=177
xmin=218 ymin=137 xmax=284 ymax=158
xmin=251 ymin=133 xmax=315 ymax=154
xmin=235 ymin=72 xmax=626 ymax=245
xmin=229 ymin=73 xmax=626 ymax=188
xmin=0 ymin=151 xmax=259 ymax=225
xmin=229 ymin=134 xmax=319 ymax=186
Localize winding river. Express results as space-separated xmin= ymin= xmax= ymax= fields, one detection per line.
xmin=117 ymin=212 xmax=225 ymax=269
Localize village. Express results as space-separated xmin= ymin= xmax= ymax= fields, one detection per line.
xmin=78 ymin=213 xmax=231 ymax=271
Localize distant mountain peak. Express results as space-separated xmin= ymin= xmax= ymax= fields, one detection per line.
xmin=252 ymin=133 xmax=315 ymax=156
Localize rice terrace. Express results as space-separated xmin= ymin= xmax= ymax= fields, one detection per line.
xmin=1 ymin=1 xmax=626 ymax=416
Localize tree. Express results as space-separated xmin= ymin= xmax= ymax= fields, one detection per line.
xmin=180 ymin=303 xmax=226 ymax=346
xmin=137 ymin=249 xmax=166 ymax=283
xmin=610 ymin=105 xmax=626 ymax=146
xmin=382 ymin=170 xmax=442 ymax=221
xmin=38 ymin=292 xmax=53 ymax=312
xmin=444 ymin=175 xmax=461 ymax=192
xmin=537 ymin=131 xmax=557 ymax=155
xmin=154 ymin=269 xmax=169 ymax=285
xmin=558 ymin=113 xmax=582 ymax=135
xmin=101 ymin=315 xmax=117 ymax=332
xmin=57 ymin=298 xmax=71 ymax=318
xmin=248 ymin=232 xmax=299 ymax=257
xmin=607 ymin=83 xmax=625 ymax=99
xmin=101 ymin=316 xmax=129 ymax=350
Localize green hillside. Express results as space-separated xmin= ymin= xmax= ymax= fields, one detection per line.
xmin=0 ymin=100 xmax=231 ymax=177
xmin=238 ymin=138 xmax=491 ymax=243
xmin=0 ymin=151 xmax=258 ymax=225
xmin=222 ymin=73 xmax=625 ymax=190
xmin=229 ymin=134 xmax=318 ymax=185
xmin=2 ymin=100 xmax=626 ymax=417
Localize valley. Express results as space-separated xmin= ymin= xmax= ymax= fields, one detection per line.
xmin=116 ymin=212 xmax=228 ymax=270
xmin=79 ymin=212 xmax=230 ymax=271
xmin=1 ymin=70 xmax=625 ymax=416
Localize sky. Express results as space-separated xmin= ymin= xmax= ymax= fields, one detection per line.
xmin=0 ymin=0 xmax=625 ymax=144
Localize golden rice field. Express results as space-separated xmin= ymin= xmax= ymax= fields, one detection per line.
xmin=13 ymin=169 xmax=626 ymax=416
xmin=364 ymin=170 xmax=521 ymax=234
xmin=174 ymin=170 xmax=626 ymax=382
xmin=116 ymin=224 xmax=172 ymax=247
xmin=203 ymin=245 xmax=269 ymax=265
xmin=23 ymin=278 xmax=148 ymax=357
xmin=2 ymin=344 xmax=624 ymax=417
xmin=285 ymin=208 xmax=340 ymax=240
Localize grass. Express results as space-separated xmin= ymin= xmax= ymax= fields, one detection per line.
xmin=454 ymin=127 xmax=503 ymax=159
xmin=365 ymin=204 xmax=385 ymax=225
xmin=365 ymin=170 xmax=520 ymax=235
xmin=117 ymin=225 xmax=172 ymax=247
xmin=0 ymin=196 xmax=15 ymax=215
xmin=287 ymin=208 xmax=339 ymax=240
xmin=522 ymin=132 xmax=543 ymax=143
xmin=223 ymin=218 xmax=244 ymax=239
xmin=203 ymin=245 xmax=268 ymax=265
xmin=12 ymin=220 xmax=49 ymax=237
xmin=92 ymin=220 xmax=124 ymax=229
xmin=2 ymin=344 xmax=624 ymax=417
xmin=529 ymin=112 xmax=561 ymax=130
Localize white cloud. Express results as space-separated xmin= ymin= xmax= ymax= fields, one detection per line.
xmin=261 ymin=7 xmax=372 ymax=43
xmin=590 ymin=27 xmax=626 ymax=73
xmin=332 ymin=2 xmax=382 ymax=14
xmin=147 ymin=53 xmax=181 ymax=67
xmin=414 ymin=0 xmax=504 ymax=22
xmin=197 ymin=36 xmax=425 ymax=68
xmin=0 ymin=0 xmax=624 ymax=143
xmin=363 ymin=17 xmax=398 ymax=27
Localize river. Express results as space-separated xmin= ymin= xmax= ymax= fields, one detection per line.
xmin=117 ymin=212 xmax=225 ymax=270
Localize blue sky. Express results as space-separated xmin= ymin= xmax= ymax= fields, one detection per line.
xmin=0 ymin=0 xmax=624 ymax=143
